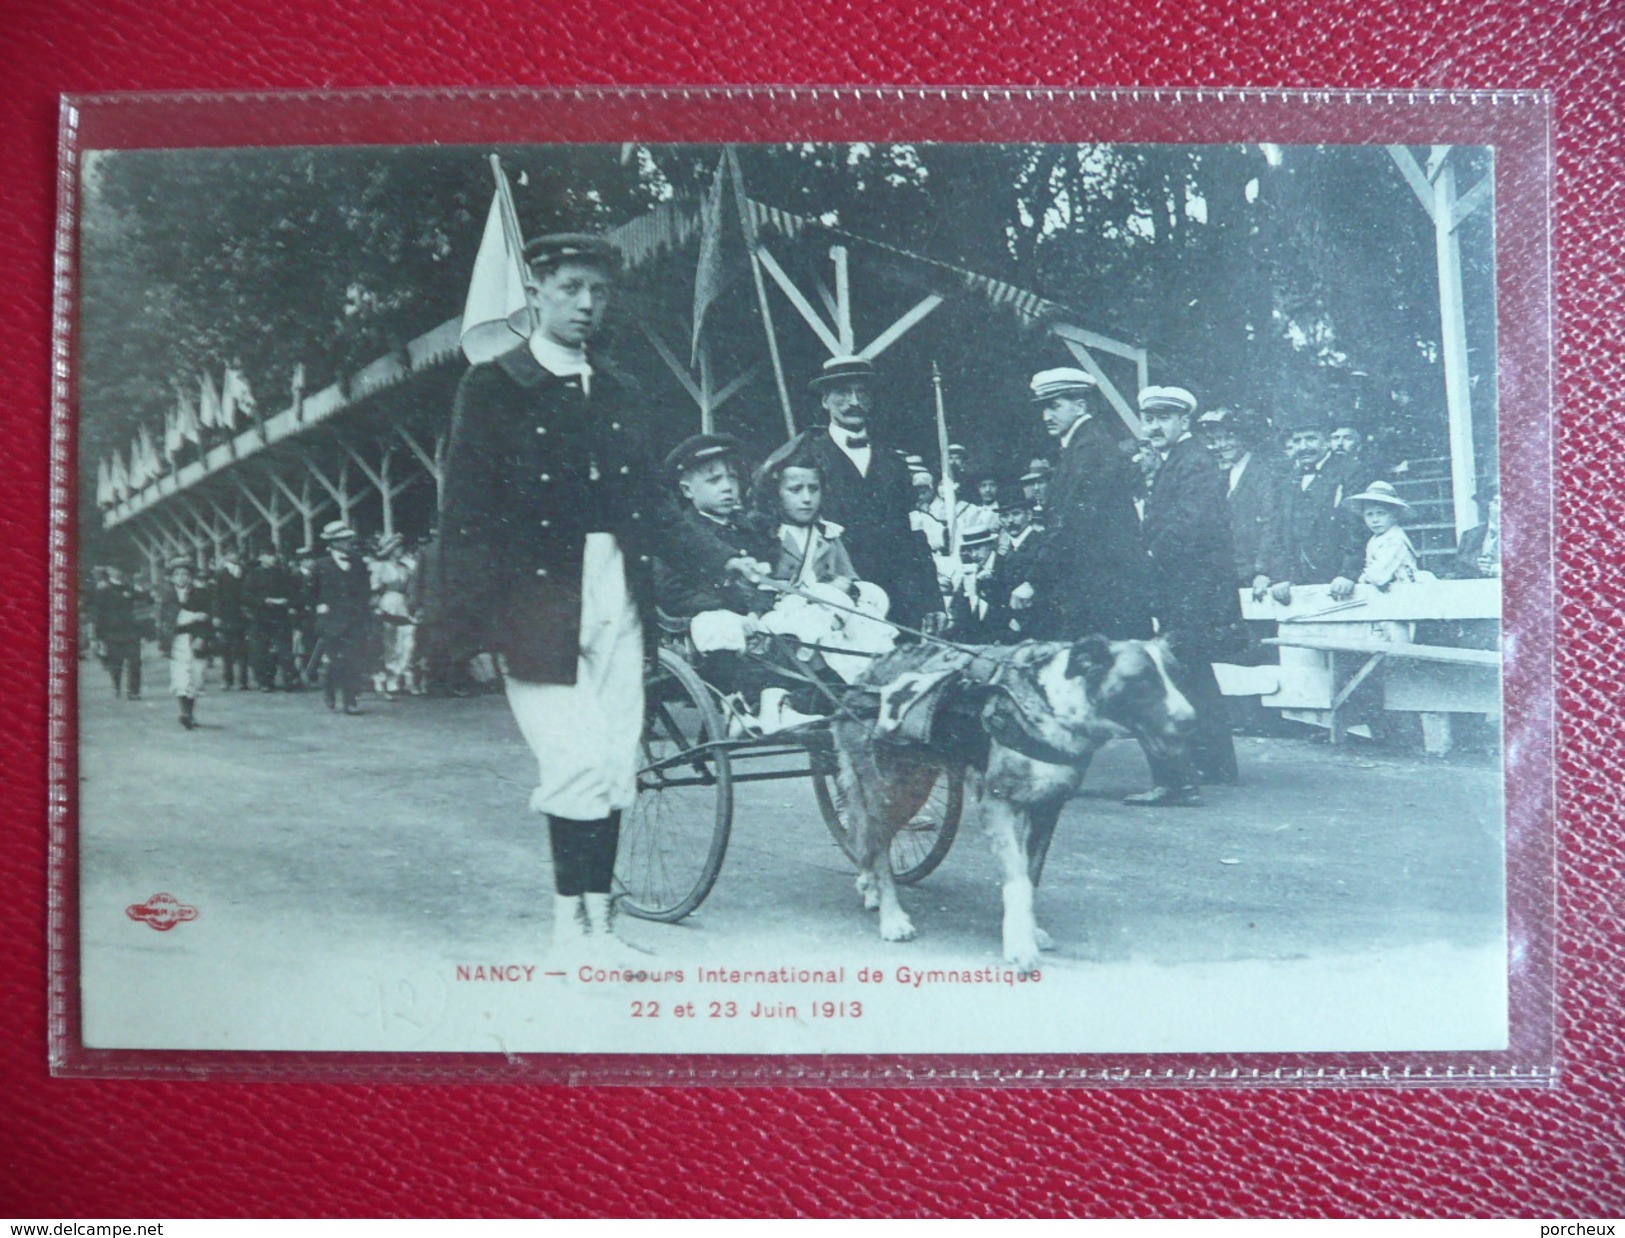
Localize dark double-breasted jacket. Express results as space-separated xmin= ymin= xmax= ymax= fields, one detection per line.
xmin=157 ymin=584 xmax=212 ymax=650
xmin=1264 ymin=455 xmax=1367 ymax=586
xmin=1141 ymin=435 xmax=1241 ymax=653
xmin=1024 ymin=415 xmax=1152 ymax=641
xmin=654 ymin=507 xmax=779 ymax=620
xmin=793 ymin=428 xmax=939 ymax=627
xmin=1223 ymin=450 xmax=1286 ymax=586
xmin=422 ymin=346 xmax=678 ymax=685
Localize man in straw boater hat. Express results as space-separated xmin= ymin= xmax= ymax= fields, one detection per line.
xmin=784 ymin=355 xmax=940 ymax=630
xmin=422 ymin=231 xmax=689 ymax=957
xmin=312 ymin=520 xmax=373 ymax=715
xmin=1007 ymin=368 xmax=1152 ymax=643
xmin=1128 ymin=385 xmax=1240 ymax=804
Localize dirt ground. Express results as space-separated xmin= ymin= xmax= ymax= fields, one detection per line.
xmin=73 ymin=652 xmax=1508 ymax=1058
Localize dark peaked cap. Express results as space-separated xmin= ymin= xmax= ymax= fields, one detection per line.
xmin=524 ymin=232 xmax=620 ymax=272
xmin=664 ymin=433 xmax=745 ymax=480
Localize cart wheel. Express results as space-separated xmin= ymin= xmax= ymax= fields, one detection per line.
xmin=811 ymin=755 xmax=963 ymax=886
xmin=617 ymin=648 xmax=733 ymax=922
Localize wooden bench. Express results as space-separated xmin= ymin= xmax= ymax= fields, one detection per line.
xmin=1225 ymin=578 xmax=1501 ymax=754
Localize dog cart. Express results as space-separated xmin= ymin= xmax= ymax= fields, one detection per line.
xmin=614 ymin=633 xmax=965 ymax=923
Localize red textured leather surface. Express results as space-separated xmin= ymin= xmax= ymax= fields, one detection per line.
xmin=4 ymin=0 xmax=1622 ymax=1219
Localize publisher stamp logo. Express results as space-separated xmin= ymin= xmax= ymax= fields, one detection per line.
xmin=126 ymin=893 xmax=199 ymax=931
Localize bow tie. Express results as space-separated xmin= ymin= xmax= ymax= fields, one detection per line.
xmin=843 ymin=435 xmax=869 ymax=449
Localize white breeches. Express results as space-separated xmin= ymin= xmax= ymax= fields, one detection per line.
xmin=169 ymin=635 xmax=206 ymax=698
xmin=504 ymin=533 xmax=645 ymax=820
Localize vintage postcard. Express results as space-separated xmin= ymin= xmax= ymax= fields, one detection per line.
xmin=56 ymin=91 xmax=1551 ymax=1080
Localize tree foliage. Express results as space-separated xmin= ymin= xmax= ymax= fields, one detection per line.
xmin=79 ymin=139 xmax=1494 ymax=506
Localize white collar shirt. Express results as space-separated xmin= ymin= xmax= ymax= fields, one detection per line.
xmin=827 ymin=423 xmax=873 ymax=478
xmin=529 ymin=333 xmax=593 ymax=395
xmin=1228 ymin=452 xmax=1252 ymax=497
xmin=1059 ymin=414 xmax=1091 ymax=451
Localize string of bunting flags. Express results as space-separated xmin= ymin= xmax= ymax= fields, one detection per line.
xmin=95 ymin=365 xmax=259 ymax=508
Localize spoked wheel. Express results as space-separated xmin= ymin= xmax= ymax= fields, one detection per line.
xmin=617 ymin=648 xmax=733 ymax=922
xmin=811 ymin=752 xmax=964 ymax=886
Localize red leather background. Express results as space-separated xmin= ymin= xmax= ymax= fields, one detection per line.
xmin=4 ymin=0 xmax=1621 ymax=1219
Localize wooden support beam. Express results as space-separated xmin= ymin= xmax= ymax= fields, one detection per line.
xmin=711 ymin=361 xmax=762 ymax=412
xmin=1329 ymin=652 xmax=1386 ymax=746
xmin=268 ymin=471 xmax=313 ymax=516
xmin=395 ymin=425 xmax=441 ymax=482
xmin=755 ymin=245 xmax=844 ymax=356
xmin=1047 ymin=321 xmax=1146 ymax=365
xmin=302 ymin=452 xmax=352 ymax=520
xmin=232 ymin=476 xmax=284 ymax=531
xmin=1451 ymin=173 xmax=1493 ymax=232
xmin=858 ymin=293 xmax=944 ymax=361
xmin=202 ymin=494 xmax=251 ymax=551
xmin=1430 ymin=153 xmax=1480 ymax=536
xmin=813 ymin=276 xmax=839 ymax=325
xmin=1053 ymin=329 xmax=1142 ymax=435
xmin=395 ymin=425 xmax=446 ymax=515
xmin=1387 ymin=146 xmax=1437 ymax=220
xmin=637 ymin=319 xmax=706 ymax=408
xmin=338 ymin=438 xmax=388 ymax=493
xmin=831 ymin=245 xmax=854 ymax=353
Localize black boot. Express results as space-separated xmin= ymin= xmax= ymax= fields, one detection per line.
xmin=179 ymin=696 xmax=197 ymax=730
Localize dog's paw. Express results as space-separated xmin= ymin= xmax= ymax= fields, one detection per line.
xmin=879 ymin=909 xmax=917 ymax=942
xmin=1005 ymin=950 xmax=1042 ymax=977
xmin=1004 ymin=934 xmax=1043 ymax=976
xmin=1034 ymin=927 xmax=1055 ymax=952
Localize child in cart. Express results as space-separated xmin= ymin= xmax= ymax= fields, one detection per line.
xmin=654 ymin=435 xmax=893 ymax=735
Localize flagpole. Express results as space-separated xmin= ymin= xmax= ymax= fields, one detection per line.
xmin=488 ymin=154 xmax=534 ymax=340
xmin=726 ymin=146 xmax=797 ymax=439
xmin=932 ymin=362 xmax=960 ymax=559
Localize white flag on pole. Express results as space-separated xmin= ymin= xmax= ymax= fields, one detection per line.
xmin=460 ymin=158 xmax=532 ymax=365
xmin=110 ymin=452 xmax=130 ymax=500
xmin=199 ymin=372 xmax=222 ymax=429
xmin=223 ymin=366 xmax=257 ymax=426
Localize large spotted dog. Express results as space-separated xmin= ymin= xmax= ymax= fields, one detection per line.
xmin=833 ymin=636 xmax=1194 ymax=974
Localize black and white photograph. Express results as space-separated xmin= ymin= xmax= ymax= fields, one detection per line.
xmin=69 ymin=134 xmax=1509 ymax=1060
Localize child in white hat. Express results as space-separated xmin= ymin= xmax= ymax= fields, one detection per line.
xmin=1345 ymin=480 xmax=1420 ymax=590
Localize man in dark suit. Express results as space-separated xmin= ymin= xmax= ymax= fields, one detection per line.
xmin=1196 ymin=406 xmax=1285 ymax=591
xmin=1009 ymin=369 xmax=1151 ymax=642
xmin=1450 ymin=483 xmax=1501 ymax=579
xmin=1130 ymin=386 xmax=1241 ymax=804
xmin=787 ymin=356 xmax=939 ymax=630
xmin=1262 ymin=411 xmax=1366 ymax=604
xmin=244 ymin=549 xmax=299 ymax=691
xmin=312 ymin=522 xmax=373 ymax=714
xmin=90 ymin=567 xmax=147 ymax=700
xmin=212 ymin=550 xmax=251 ymax=690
